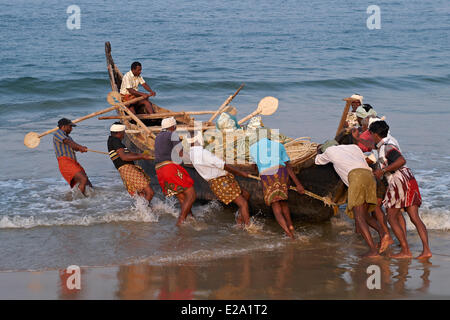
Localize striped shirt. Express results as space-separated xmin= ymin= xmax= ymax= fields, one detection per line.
xmin=53 ymin=129 xmax=77 ymax=160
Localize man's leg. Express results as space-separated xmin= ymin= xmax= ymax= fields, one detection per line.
xmin=176 ymin=187 xmax=196 ymax=226
xmin=366 ymin=212 xmax=383 ymax=237
xmin=271 ymin=201 xmax=294 ymax=239
xmin=353 ymin=203 xmax=379 ymax=257
xmin=72 ymin=171 xmax=89 ymax=196
xmin=405 ymin=205 xmax=432 ymax=259
xmin=233 ymin=195 xmax=250 ymax=226
xmin=387 ymin=208 xmax=412 ymax=258
xmin=241 ymin=189 xmax=250 ymax=201
xmin=280 ymin=201 xmax=294 ymax=232
xmin=176 ymin=192 xmax=194 ymax=217
xmin=140 ymin=185 xmax=155 ymax=202
xmin=398 ymin=212 xmax=407 ymax=239
xmin=373 ymin=199 xmax=394 ymax=251
xmin=127 ymin=105 xmax=136 ymax=114
xmin=138 ymin=99 xmax=154 ymax=114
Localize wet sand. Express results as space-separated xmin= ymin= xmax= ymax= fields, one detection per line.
xmin=2 ymin=229 xmax=449 ymax=300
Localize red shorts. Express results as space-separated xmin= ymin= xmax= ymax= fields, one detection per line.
xmin=57 ymin=156 xmax=86 ymax=188
xmin=155 ymin=162 xmax=194 ymax=197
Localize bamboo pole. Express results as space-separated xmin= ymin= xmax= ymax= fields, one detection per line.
xmin=87 ymin=149 xmax=109 ymax=155
xmin=335 ymin=98 xmax=353 ymax=138
xmin=98 ymin=110 xmax=220 ymax=120
xmin=207 ymin=84 xmax=244 ymax=124
xmin=25 ymin=99 xmax=140 ymax=149
xmin=247 ymin=174 xmax=337 ymax=207
xmin=148 ymin=125 xmax=216 ymax=132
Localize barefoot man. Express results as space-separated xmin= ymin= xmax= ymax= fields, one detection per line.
xmin=369 ymin=120 xmax=432 ymax=259
xmin=155 ymin=117 xmax=196 ymax=226
xmin=315 ymin=140 xmax=382 ymax=257
xmin=53 ymin=118 xmax=93 ymax=195
xmin=120 ymin=61 xmax=156 ymax=115
xmin=352 ymin=117 xmax=394 ymax=253
xmin=107 ymin=123 xmax=154 ymax=202
xmin=249 ymin=129 xmax=305 ymax=239
xmin=188 ymin=132 xmax=251 ymax=227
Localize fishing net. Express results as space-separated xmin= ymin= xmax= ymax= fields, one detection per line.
xmin=182 ymin=115 xmax=318 ymax=166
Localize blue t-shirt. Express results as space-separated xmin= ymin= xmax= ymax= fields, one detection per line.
xmin=249 ymin=138 xmax=290 ymax=173
xmin=154 ymin=130 xmax=182 ymax=163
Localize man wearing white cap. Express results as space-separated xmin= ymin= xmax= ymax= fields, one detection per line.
xmin=107 ymin=122 xmax=154 ymax=202
xmin=188 ymin=132 xmax=251 ymax=227
xmin=154 ymin=117 xmax=196 ymax=226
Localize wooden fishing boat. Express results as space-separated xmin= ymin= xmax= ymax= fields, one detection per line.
xmin=104 ymin=42 xmax=347 ymax=222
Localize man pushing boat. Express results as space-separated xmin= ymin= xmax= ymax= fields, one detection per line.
xmin=188 ymin=131 xmax=251 ymax=227
xmin=107 ymin=123 xmax=154 ymax=202
xmin=315 ymin=140 xmax=383 ymax=257
xmin=249 ymin=129 xmax=305 ymax=239
xmin=155 ymin=117 xmax=196 ymax=226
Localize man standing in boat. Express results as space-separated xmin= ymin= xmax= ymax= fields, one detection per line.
xmin=154 ymin=117 xmax=196 ymax=226
xmin=107 ymin=123 xmax=154 ymax=202
xmin=120 ymin=61 xmax=156 ymax=115
xmin=188 ymin=131 xmax=252 ymax=227
xmin=53 ymin=118 xmax=93 ymax=196
xmin=249 ymin=129 xmax=305 ymax=239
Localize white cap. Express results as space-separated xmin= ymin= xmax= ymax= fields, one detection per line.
xmin=161 ymin=117 xmax=176 ymax=129
xmin=368 ymin=116 xmax=385 ymax=127
xmin=350 ymin=94 xmax=363 ymax=103
xmin=110 ymin=123 xmax=126 ymax=132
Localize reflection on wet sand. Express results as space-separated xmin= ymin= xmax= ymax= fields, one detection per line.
xmin=109 ymin=242 xmax=433 ymax=299
xmin=58 ymin=267 xmax=83 ymax=299
xmin=157 ymin=265 xmax=196 ymax=300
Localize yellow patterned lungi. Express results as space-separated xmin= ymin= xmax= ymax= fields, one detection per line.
xmin=208 ymin=174 xmax=242 ymax=205
xmin=117 ymin=164 xmax=151 ymax=196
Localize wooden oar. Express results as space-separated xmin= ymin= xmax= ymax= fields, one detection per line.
xmin=98 ymin=106 xmax=237 ymax=121
xmin=238 ymin=96 xmax=279 ymax=125
xmin=107 ymin=92 xmax=156 ymax=139
xmin=149 ymin=125 xmax=216 ymax=132
xmin=23 ymin=96 xmax=145 ymax=149
xmin=207 ymin=84 xmax=245 ymax=125
xmin=247 ymin=174 xmax=337 ymax=208
xmin=99 ymin=110 xmax=223 ymax=120
xmin=86 ymin=149 xmax=109 ymax=155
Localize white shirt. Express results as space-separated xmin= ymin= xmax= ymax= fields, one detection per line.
xmin=189 ymin=146 xmax=228 ymax=181
xmin=376 ymin=135 xmax=408 ymax=180
xmin=315 ymin=144 xmax=371 ymax=186
xmin=120 ymin=70 xmax=146 ymax=95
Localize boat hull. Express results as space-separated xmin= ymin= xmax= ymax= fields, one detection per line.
xmin=124 ymin=135 xmax=344 ymax=223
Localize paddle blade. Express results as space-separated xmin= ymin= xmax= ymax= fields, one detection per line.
xmin=24 ymin=132 xmax=40 ymax=149
xmin=258 ymin=96 xmax=278 ymax=115
xmin=107 ymin=91 xmax=123 ymax=106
